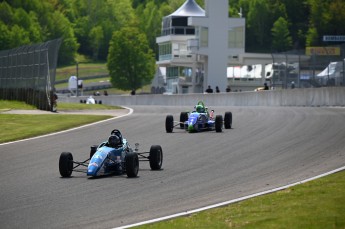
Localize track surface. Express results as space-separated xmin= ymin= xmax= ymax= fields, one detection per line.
xmin=1 ymin=106 xmax=345 ymax=229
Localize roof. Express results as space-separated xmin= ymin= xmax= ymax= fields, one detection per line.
xmin=169 ymin=0 xmax=205 ymax=17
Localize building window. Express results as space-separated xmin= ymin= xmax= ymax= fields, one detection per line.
xmin=167 ymin=66 xmax=179 ymax=78
xmin=159 ymin=42 xmax=172 ymax=61
xmin=166 ymin=66 xmax=192 ymax=79
xmin=200 ymin=27 xmax=208 ymax=48
xmin=228 ymin=27 xmax=244 ymax=48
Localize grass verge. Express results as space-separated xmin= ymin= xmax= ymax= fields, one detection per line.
xmin=0 ymin=100 xmax=36 ymax=110
xmin=0 ymin=114 xmax=111 ymax=143
xmin=0 ymin=100 xmax=120 ymax=143
xmin=137 ymin=170 xmax=345 ymax=229
xmin=57 ymin=102 xmax=122 ymax=110
xmin=56 ymin=62 xmax=108 ymax=81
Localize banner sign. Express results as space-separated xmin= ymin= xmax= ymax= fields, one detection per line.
xmin=305 ymin=47 xmax=340 ymax=56
xmin=323 ymin=35 xmax=345 ymax=42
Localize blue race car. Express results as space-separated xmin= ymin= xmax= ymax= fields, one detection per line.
xmin=59 ymin=129 xmax=163 ymax=178
xmin=165 ymin=101 xmax=232 ymax=133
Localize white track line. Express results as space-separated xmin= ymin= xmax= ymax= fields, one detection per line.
xmin=0 ymin=107 xmax=133 ymax=146
xmin=114 ymin=165 xmax=345 ymax=229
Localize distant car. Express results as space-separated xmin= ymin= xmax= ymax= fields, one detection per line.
xmin=86 ymin=96 xmax=96 ymax=104
xmin=59 ymin=129 xmax=163 ymax=178
xmin=165 ymin=101 xmax=232 ymax=133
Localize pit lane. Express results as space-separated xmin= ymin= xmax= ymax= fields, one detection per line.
xmin=0 ymin=106 xmax=344 ymax=229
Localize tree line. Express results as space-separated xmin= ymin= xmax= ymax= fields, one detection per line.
xmin=0 ymin=0 xmax=344 ymax=65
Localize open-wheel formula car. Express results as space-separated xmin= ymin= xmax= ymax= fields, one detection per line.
xmin=165 ymin=101 xmax=232 ymax=133
xmin=59 ymin=129 xmax=163 ymax=178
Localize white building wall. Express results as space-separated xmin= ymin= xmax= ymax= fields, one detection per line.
xmin=205 ymin=0 xmax=228 ymax=92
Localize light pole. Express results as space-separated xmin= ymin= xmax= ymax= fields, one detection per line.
xmin=76 ymin=62 xmax=79 ymax=96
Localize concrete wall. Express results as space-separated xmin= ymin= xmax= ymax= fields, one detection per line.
xmin=60 ymin=87 xmax=345 ymax=107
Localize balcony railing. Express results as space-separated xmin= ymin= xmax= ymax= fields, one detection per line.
xmin=162 ymin=26 xmax=195 ymax=36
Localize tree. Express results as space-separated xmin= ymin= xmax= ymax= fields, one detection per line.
xmin=135 ymin=1 xmax=162 ymax=57
xmin=306 ymin=27 xmax=319 ymax=46
xmin=327 ymin=0 xmax=345 ymax=35
xmin=89 ymin=26 xmax=104 ymax=60
xmin=280 ymin=0 xmax=309 ymax=49
xmin=46 ymin=11 xmax=79 ymax=65
xmin=107 ymin=26 xmax=156 ymax=92
xmin=0 ymin=22 xmax=11 ymax=49
xmin=247 ymin=0 xmax=271 ymax=51
xmin=271 ymin=17 xmax=292 ymax=52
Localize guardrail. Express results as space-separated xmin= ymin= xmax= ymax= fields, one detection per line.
xmin=59 ymin=87 xmax=345 ymax=107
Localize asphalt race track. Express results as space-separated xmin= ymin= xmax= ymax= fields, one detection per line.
xmin=1 ymin=106 xmax=345 ymax=229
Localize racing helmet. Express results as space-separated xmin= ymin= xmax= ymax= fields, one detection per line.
xmin=108 ymin=134 xmax=121 ymax=148
xmin=195 ymin=104 xmax=204 ymax=113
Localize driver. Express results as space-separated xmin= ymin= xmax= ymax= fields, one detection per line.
xmin=195 ymin=104 xmax=205 ymax=113
xmin=108 ymin=134 xmax=122 ymax=148
xmin=194 ymin=101 xmax=212 ymax=118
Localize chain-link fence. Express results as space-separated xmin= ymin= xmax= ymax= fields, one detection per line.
xmin=0 ymin=38 xmax=61 ymax=111
xmin=271 ymin=44 xmax=345 ymax=89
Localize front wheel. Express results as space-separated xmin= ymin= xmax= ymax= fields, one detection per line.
xmin=89 ymin=145 xmax=98 ymax=159
xmin=215 ymin=115 xmax=223 ymax=132
xmin=59 ymin=152 xmax=73 ymax=177
xmin=224 ymin=112 xmax=232 ymax=129
xmin=165 ymin=115 xmax=174 ymax=133
xmin=149 ymin=145 xmax=163 ymax=170
xmin=125 ymin=153 xmax=139 ymax=178
xmin=180 ymin=112 xmax=188 ymax=128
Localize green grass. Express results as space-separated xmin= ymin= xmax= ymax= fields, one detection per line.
xmin=55 ymin=76 xmax=110 ymax=89
xmin=0 ymin=114 xmax=111 ymax=143
xmin=0 ymin=100 xmax=123 ymax=111
xmin=0 ymin=100 xmax=37 ymax=111
xmin=137 ymin=171 xmax=345 ymax=229
xmin=57 ymin=102 xmax=122 ymax=110
xmin=56 ymin=62 xmax=108 ymax=81
xmin=55 ymin=62 xmax=152 ymax=94
xmin=0 ymin=100 xmax=121 ymax=143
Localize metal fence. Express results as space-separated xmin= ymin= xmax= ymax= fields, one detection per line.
xmin=271 ymin=44 xmax=345 ymax=89
xmin=0 ymin=38 xmax=61 ymax=111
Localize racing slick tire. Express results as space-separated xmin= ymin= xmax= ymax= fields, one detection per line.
xmin=180 ymin=112 xmax=188 ymax=129
xmin=59 ymin=152 xmax=73 ymax=177
xmin=224 ymin=112 xmax=232 ymax=129
xmin=90 ymin=145 xmax=98 ymax=159
xmin=125 ymin=152 xmax=139 ymax=178
xmin=165 ymin=115 xmax=174 ymax=133
xmin=149 ymin=145 xmax=163 ymax=170
xmin=215 ymin=115 xmax=223 ymax=132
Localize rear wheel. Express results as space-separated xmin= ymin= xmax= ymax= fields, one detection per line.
xmin=224 ymin=112 xmax=232 ymax=129
xmin=215 ymin=115 xmax=223 ymax=132
xmin=180 ymin=112 xmax=188 ymax=128
xmin=125 ymin=153 xmax=139 ymax=178
xmin=149 ymin=145 xmax=163 ymax=170
xmin=59 ymin=152 xmax=73 ymax=177
xmin=165 ymin=115 xmax=174 ymax=133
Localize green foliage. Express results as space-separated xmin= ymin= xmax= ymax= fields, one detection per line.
xmin=47 ymin=11 xmax=79 ymax=65
xmin=247 ymin=0 xmax=271 ymax=49
xmin=1 ymin=0 xmax=344 ymax=61
xmin=271 ymin=17 xmax=292 ymax=52
xmin=306 ymin=27 xmax=319 ymax=46
xmin=0 ymin=0 xmax=79 ymax=65
xmin=107 ymin=26 xmax=156 ymax=91
xmin=89 ymin=26 xmax=104 ymax=60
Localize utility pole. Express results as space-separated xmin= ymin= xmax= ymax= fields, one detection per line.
xmin=76 ymin=62 xmax=79 ymax=96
